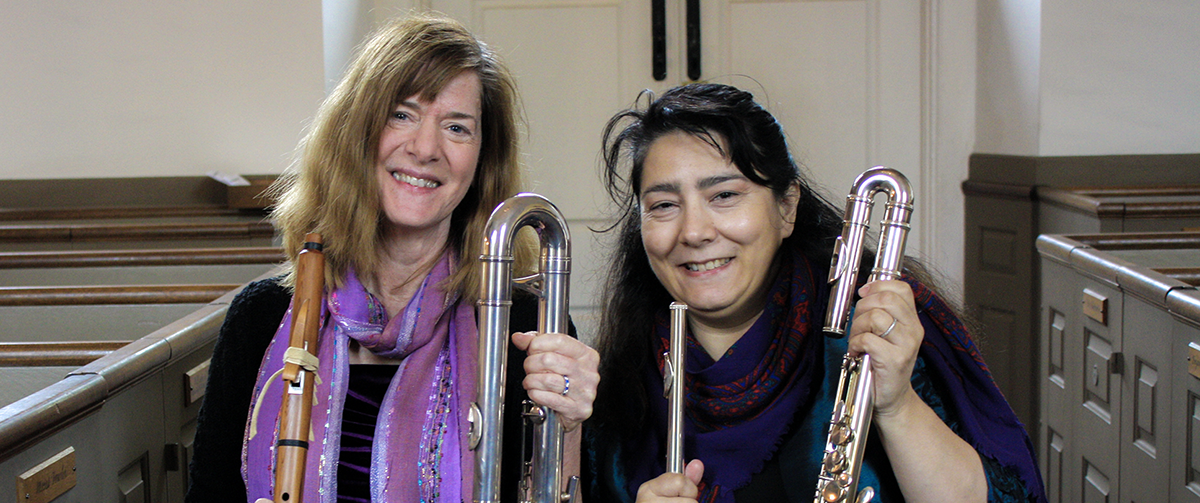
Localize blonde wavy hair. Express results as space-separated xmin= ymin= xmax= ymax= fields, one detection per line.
xmin=270 ymin=13 xmax=531 ymax=300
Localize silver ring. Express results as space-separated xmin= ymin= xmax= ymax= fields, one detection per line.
xmin=560 ymin=375 xmax=570 ymax=396
xmin=880 ymin=317 xmax=897 ymax=338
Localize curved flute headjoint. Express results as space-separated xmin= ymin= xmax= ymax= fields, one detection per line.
xmin=472 ymin=193 xmax=575 ymax=503
xmin=822 ymin=167 xmax=914 ymax=338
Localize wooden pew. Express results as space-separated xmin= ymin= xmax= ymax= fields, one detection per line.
xmin=0 ymin=284 xmax=241 ymax=344
xmin=0 ymin=247 xmax=284 ymax=287
xmin=963 ymin=181 xmax=1200 ymax=437
xmin=0 ymin=204 xmax=265 ymax=224
xmin=1036 ymin=231 xmax=1200 ymax=502
xmin=0 ymin=175 xmax=278 ymax=217
xmin=0 ymin=342 xmax=130 ymax=416
xmin=0 ymin=247 xmax=280 ymax=410
xmin=0 ymin=221 xmax=278 ymax=252
xmin=0 ymin=278 xmax=262 ymax=503
xmin=0 ymin=341 xmax=129 ymax=367
xmin=0 ymin=281 xmax=255 ymax=411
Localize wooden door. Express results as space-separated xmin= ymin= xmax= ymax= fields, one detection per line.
xmin=420 ymin=0 xmax=926 ymax=337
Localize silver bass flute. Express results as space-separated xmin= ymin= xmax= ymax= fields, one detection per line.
xmin=471 ymin=193 xmax=579 ymax=503
xmin=814 ymin=167 xmax=913 ymax=503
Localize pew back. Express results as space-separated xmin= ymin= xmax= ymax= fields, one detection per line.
xmin=0 ymin=221 xmax=278 ymax=252
xmin=0 ymin=285 xmax=238 ymax=344
xmin=0 ymin=247 xmax=284 ymax=286
xmin=1037 ymin=232 xmax=1200 ymax=502
xmin=0 ymin=283 xmax=250 ymax=503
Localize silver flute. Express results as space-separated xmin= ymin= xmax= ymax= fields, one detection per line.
xmin=664 ymin=302 xmax=688 ymax=474
xmin=814 ymin=167 xmax=913 ymax=503
xmin=471 ymin=193 xmax=578 ymax=503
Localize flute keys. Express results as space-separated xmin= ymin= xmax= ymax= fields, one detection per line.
xmin=819 ymin=472 xmax=855 ymax=502
xmin=821 ymin=479 xmax=848 ymax=502
xmin=843 ymin=356 xmax=860 ymax=373
xmin=522 ymin=400 xmax=546 ymax=424
xmin=830 ymin=422 xmax=853 ymax=445
xmin=468 ymin=403 xmax=482 ymax=449
xmin=662 ymin=355 xmax=675 ymax=397
xmin=823 ymin=449 xmax=846 ymax=474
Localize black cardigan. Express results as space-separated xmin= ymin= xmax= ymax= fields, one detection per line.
xmin=186 ymin=277 xmax=557 ymax=502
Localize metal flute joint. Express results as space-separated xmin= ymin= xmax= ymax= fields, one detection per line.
xmin=813 ymin=167 xmax=912 ymax=503
xmin=471 ymin=193 xmax=577 ymax=503
xmin=665 ymin=302 xmax=688 ymax=475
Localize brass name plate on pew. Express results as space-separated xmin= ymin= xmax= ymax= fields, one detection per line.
xmin=1082 ymin=289 xmax=1108 ymax=325
xmin=16 ymin=447 xmax=75 ymax=503
xmin=1190 ymin=343 xmax=1200 ymax=380
xmin=186 ymin=360 xmax=211 ymax=405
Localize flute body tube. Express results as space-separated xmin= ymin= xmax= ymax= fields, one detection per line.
xmin=470 ymin=193 xmax=578 ymax=503
xmin=275 ymin=233 xmax=325 ymax=503
xmin=814 ymin=167 xmax=913 ymax=503
xmin=664 ymin=302 xmax=688 ymax=474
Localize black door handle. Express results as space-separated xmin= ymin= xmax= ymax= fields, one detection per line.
xmin=686 ymin=0 xmax=700 ymax=80
xmin=652 ymin=0 xmax=667 ymax=81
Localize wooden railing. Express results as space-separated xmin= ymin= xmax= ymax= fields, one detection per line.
xmin=0 ymin=280 xmax=257 ymax=503
xmin=0 ymin=247 xmax=284 ymax=269
xmin=0 ymin=284 xmax=239 ymax=306
xmin=0 ymin=221 xmax=275 ymax=243
xmin=0 ymin=341 xmax=130 ymax=367
xmin=0 ymin=204 xmax=264 ymax=222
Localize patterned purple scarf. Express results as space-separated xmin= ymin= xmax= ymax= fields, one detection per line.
xmin=241 ymin=252 xmax=478 ymax=502
xmin=902 ymin=277 xmax=1047 ymax=502
xmin=633 ymin=248 xmax=1046 ymax=502
xmin=640 ymin=250 xmax=825 ymax=502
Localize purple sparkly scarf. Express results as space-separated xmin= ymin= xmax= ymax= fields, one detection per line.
xmin=241 ymin=252 xmax=478 ymax=502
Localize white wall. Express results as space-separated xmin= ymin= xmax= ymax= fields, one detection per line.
xmin=0 ymin=1 xmax=326 ymax=179
xmin=13 ymin=0 xmax=1195 ymax=289
xmin=976 ymin=0 xmax=1200 ymax=157
xmin=928 ymin=0 xmax=978 ymax=291
xmin=975 ymin=0 xmax=1041 ymax=155
xmin=1039 ymin=1 xmax=1200 ymax=156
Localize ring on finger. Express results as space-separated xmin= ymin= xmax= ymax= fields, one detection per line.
xmin=560 ymin=375 xmax=570 ymax=396
xmin=880 ymin=317 xmax=897 ymax=338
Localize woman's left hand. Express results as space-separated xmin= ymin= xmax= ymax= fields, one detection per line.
xmin=846 ymin=280 xmax=922 ymax=417
xmin=511 ymin=331 xmax=600 ymax=432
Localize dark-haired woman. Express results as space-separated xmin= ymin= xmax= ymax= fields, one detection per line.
xmin=583 ymin=83 xmax=1045 ymax=502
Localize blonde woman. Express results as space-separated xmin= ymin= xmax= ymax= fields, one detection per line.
xmin=187 ymin=14 xmax=598 ymax=503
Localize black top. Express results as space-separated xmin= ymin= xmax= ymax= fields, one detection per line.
xmin=338 ymin=364 xmax=398 ymax=501
xmin=185 ymin=277 xmax=561 ymax=502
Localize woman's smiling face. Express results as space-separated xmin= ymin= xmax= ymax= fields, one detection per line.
xmin=375 ymin=70 xmax=482 ymax=240
xmin=638 ymin=131 xmax=796 ymax=329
